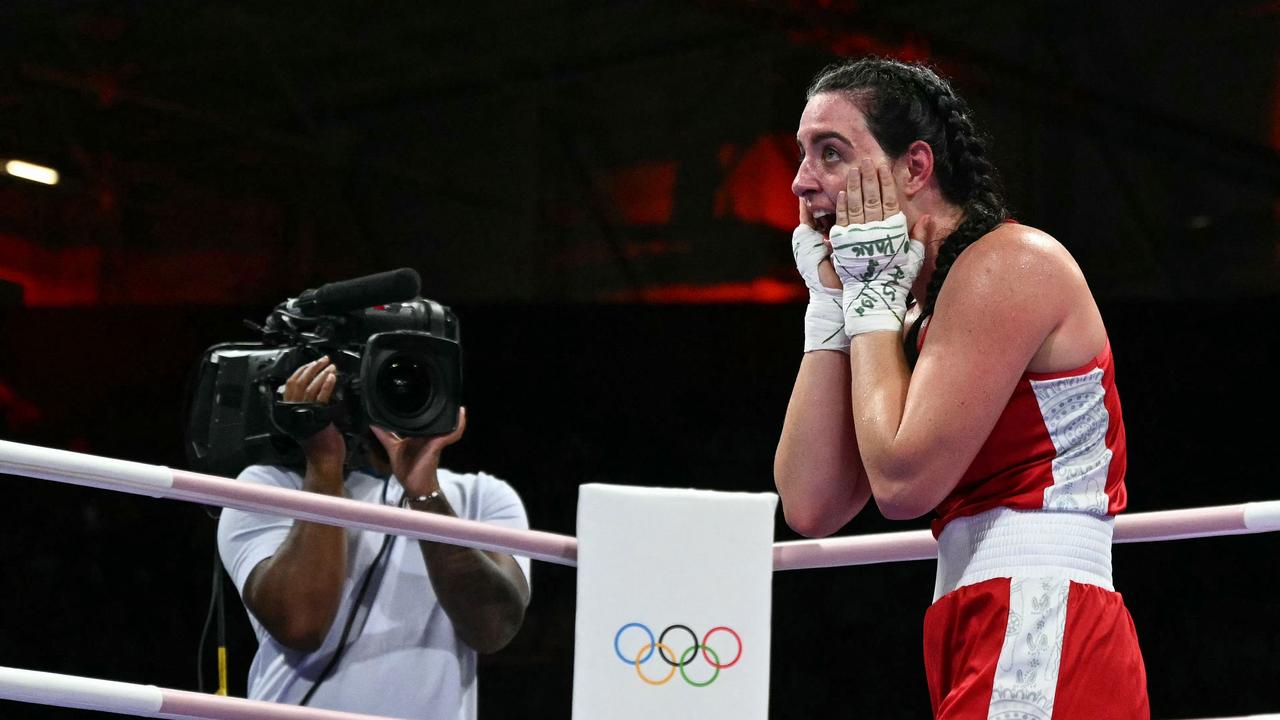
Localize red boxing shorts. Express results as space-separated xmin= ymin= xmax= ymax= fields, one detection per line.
xmin=924 ymin=577 xmax=1148 ymax=719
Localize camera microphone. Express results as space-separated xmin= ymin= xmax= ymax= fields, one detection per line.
xmin=292 ymin=268 xmax=422 ymax=316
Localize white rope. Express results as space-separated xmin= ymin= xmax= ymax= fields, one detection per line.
xmin=0 ymin=666 xmax=161 ymax=715
xmin=773 ymin=500 xmax=1280 ymax=571
xmin=2 ymin=439 xmax=1277 ymax=571
xmin=0 ymin=666 xmax=394 ymax=719
xmin=0 ymin=440 xmax=578 ymax=566
xmin=6 ymin=663 xmax=1272 ymax=720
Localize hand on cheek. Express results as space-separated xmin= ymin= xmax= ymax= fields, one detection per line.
xmin=827 ymin=159 xmax=921 ymax=335
xmin=837 ymin=159 xmax=897 ymax=227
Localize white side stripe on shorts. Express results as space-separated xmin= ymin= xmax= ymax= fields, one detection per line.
xmin=987 ymin=577 xmax=1070 ymax=720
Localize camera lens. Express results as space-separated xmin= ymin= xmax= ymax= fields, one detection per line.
xmin=376 ymin=354 xmax=433 ymax=416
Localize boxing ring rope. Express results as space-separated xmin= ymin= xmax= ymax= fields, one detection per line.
xmin=2 ymin=668 xmax=1271 ymax=720
xmin=3 ymin=438 xmax=1280 ymax=720
xmin=4 ymin=440 xmax=1278 ymax=571
xmin=774 ymin=498 xmax=1280 ymax=571
xmin=0 ymin=666 xmax=403 ymax=720
xmin=0 ymin=440 xmax=579 ymax=566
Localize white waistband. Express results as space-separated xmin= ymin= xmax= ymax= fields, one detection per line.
xmin=933 ymin=507 xmax=1115 ymax=602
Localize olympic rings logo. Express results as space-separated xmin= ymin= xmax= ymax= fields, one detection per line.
xmin=613 ymin=622 xmax=743 ymax=687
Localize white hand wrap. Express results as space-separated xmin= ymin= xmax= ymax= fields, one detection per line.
xmin=829 ymin=212 xmax=925 ymax=336
xmin=792 ymin=224 xmax=849 ymax=353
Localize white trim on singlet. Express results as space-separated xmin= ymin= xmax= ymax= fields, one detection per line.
xmin=1030 ymin=368 xmax=1113 ymax=515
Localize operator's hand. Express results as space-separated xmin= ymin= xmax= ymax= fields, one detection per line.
xmin=281 ymin=356 xmax=345 ymax=471
xmin=371 ymin=407 xmax=467 ymax=498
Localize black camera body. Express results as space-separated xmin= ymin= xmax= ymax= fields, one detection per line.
xmin=184 ymin=269 xmax=462 ymax=478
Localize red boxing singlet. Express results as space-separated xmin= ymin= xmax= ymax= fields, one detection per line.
xmin=916 ymin=329 xmax=1148 ymax=719
xmin=931 ymin=340 xmax=1129 ymax=537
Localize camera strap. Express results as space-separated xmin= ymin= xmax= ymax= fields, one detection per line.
xmin=269 ymin=400 xmax=344 ymax=442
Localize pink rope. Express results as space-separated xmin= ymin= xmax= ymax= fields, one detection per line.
xmin=1 ymin=440 xmax=1276 ymax=572
xmin=0 ymin=665 xmax=398 ymax=720
xmin=158 ymin=689 xmax=395 ymax=720
xmin=168 ymin=469 xmax=578 ymax=566
xmin=773 ymin=529 xmax=936 ymax=570
xmin=772 ymin=505 xmax=1263 ymax=571
xmin=1113 ymin=504 xmax=1250 ymax=543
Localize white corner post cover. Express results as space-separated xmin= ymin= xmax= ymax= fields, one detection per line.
xmin=0 ymin=666 xmax=163 ymax=715
xmin=1244 ymin=501 xmax=1280 ymax=532
xmin=0 ymin=440 xmax=173 ymax=493
xmin=572 ymin=484 xmax=778 ymax=720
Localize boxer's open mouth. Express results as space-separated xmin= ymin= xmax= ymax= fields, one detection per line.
xmin=812 ymin=209 xmax=835 ymax=237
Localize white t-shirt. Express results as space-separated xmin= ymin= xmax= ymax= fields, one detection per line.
xmin=216 ymin=465 xmax=531 ymax=720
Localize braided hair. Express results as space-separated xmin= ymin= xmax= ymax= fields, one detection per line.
xmin=806 ymin=58 xmax=1010 ymax=363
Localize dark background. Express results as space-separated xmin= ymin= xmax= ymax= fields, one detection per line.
xmin=1 ymin=2 xmax=1277 ymax=719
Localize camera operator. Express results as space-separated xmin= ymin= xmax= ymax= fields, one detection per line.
xmin=216 ymin=355 xmax=530 ymax=718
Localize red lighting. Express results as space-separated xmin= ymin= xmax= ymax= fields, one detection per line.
xmin=786 ymin=28 xmax=932 ymax=65
xmin=600 ymin=161 xmax=678 ymax=225
xmin=714 ymin=135 xmax=800 ymax=232
xmin=0 ymin=381 xmax=43 ymax=431
xmin=0 ymin=233 xmax=102 ymax=306
xmin=615 ymin=276 xmax=805 ymax=304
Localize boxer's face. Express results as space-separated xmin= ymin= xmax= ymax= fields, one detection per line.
xmin=792 ymin=92 xmax=892 ymax=236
